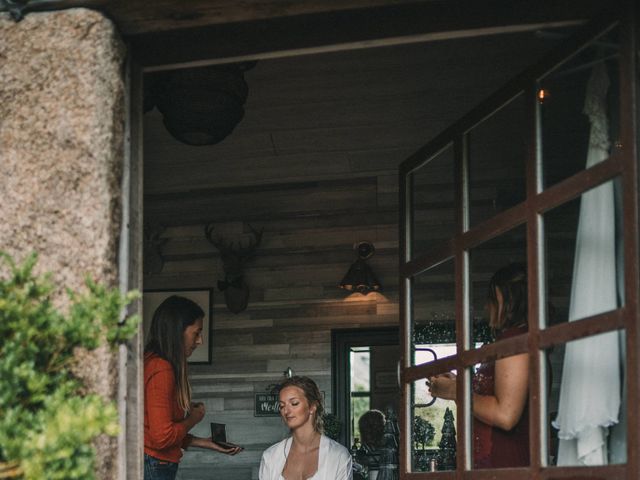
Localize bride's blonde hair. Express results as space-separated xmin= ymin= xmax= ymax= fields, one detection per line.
xmin=279 ymin=376 xmax=325 ymax=433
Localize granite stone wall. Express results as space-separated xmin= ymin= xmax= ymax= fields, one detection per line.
xmin=0 ymin=8 xmax=126 ymax=479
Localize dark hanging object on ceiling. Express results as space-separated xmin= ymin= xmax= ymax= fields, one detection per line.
xmin=145 ymin=62 xmax=255 ymax=146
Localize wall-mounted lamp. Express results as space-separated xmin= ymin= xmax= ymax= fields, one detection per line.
xmin=339 ymin=241 xmax=382 ymax=295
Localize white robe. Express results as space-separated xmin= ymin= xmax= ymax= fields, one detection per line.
xmin=259 ymin=435 xmax=353 ymax=480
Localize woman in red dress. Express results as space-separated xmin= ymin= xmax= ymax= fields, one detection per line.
xmin=429 ymin=263 xmax=529 ymax=468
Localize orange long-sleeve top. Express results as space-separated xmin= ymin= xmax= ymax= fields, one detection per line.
xmin=144 ymin=352 xmax=193 ymax=463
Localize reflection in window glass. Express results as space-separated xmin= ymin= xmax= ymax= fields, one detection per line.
xmin=468 ymin=94 xmax=526 ymax=227
xmin=411 ymin=260 xmax=457 ymax=365
xmin=411 ymin=378 xmax=457 ymax=472
xmin=547 ymin=330 xmax=626 ymax=466
xmin=539 ymin=27 xmax=620 ymax=189
xmin=544 ymin=178 xmax=624 ymax=327
xmin=410 ymin=145 xmax=455 ymax=260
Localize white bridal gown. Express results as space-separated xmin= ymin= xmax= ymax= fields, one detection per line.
xmin=552 ymin=62 xmax=623 ymax=466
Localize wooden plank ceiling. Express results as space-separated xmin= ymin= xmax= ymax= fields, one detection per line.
xmin=20 ymin=0 xmax=604 ymax=36
xmin=11 ymin=0 xmax=608 ymax=68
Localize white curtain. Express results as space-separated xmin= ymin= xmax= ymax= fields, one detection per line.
xmin=552 ymin=62 xmax=622 ymax=466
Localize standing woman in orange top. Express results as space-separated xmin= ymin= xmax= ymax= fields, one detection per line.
xmin=144 ymin=296 xmax=240 ymax=480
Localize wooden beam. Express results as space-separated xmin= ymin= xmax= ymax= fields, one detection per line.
xmin=124 ymin=0 xmax=608 ymax=70
xmin=101 ymin=0 xmax=422 ymax=35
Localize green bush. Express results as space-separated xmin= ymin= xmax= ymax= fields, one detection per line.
xmin=0 ymin=253 xmax=139 ymax=479
xmin=412 ymin=416 xmax=435 ymax=449
xmin=322 ymin=413 xmax=341 ymax=441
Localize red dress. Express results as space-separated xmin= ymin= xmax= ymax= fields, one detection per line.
xmin=472 ymin=325 xmax=529 ymax=469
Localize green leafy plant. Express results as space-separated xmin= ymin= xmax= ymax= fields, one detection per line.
xmin=412 ymin=415 xmax=435 ymax=449
xmin=0 ymin=252 xmax=140 ymax=479
xmin=322 ymin=413 xmax=341 ymax=441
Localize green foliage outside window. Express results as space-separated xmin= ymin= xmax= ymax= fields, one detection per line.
xmin=0 ymin=253 xmax=140 ymax=479
xmin=322 ymin=413 xmax=342 ymax=441
xmin=351 ymin=395 xmax=370 ymax=444
xmin=412 ymin=415 xmax=435 ymax=449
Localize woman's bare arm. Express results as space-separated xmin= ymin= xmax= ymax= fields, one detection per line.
xmin=473 ymin=353 xmax=529 ymax=430
xmin=429 ymin=353 xmax=529 ymax=431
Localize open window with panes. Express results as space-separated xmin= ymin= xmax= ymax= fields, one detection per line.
xmin=398 ymin=6 xmax=639 ymax=480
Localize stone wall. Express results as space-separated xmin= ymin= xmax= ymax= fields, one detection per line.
xmin=0 ymin=9 xmax=126 ymax=479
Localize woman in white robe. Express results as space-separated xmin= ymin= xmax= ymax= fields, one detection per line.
xmin=259 ymin=376 xmax=352 ymax=480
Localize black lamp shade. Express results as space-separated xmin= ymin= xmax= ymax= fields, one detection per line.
xmin=340 ymin=258 xmax=381 ymax=295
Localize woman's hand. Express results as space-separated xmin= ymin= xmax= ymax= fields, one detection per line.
xmin=183 ymin=402 xmax=206 ymax=431
xmin=427 ymin=372 xmax=457 ymax=401
xmin=189 ymin=437 xmax=242 ymax=455
xmin=189 ymin=402 xmax=206 ymax=423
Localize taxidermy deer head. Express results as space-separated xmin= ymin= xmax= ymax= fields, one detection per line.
xmin=204 ymin=223 xmax=263 ymax=314
xmin=144 ymin=224 xmax=168 ymax=274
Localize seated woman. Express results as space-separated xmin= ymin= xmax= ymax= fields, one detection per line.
xmin=428 ymin=263 xmax=530 ymax=468
xmin=354 ymin=409 xmax=385 ymax=478
xmin=259 ymin=376 xmax=353 ymax=480
xmin=358 ymin=409 xmax=386 ymax=453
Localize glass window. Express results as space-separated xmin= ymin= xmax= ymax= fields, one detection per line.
xmin=351 ymin=348 xmax=371 ymax=445
xmin=410 ymin=145 xmax=456 ymax=260
xmin=539 ymin=27 xmax=620 ymax=190
xmin=411 ymin=376 xmax=457 ymax=472
xmin=546 ymin=330 xmax=627 ymax=466
xmin=469 ymin=224 xmax=527 ymax=346
xmin=543 ymin=178 xmax=624 ymax=327
xmin=411 ymin=259 xmax=457 ymax=365
xmin=468 ymin=94 xmax=527 ymax=227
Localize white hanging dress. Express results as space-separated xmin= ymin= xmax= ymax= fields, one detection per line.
xmin=552 ymin=62 xmax=621 ymax=466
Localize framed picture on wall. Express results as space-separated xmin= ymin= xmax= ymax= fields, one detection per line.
xmin=143 ymin=288 xmax=213 ymax=364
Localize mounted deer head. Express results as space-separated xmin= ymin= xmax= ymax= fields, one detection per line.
xmin=204 ymin=223 xmax=263 ymax=314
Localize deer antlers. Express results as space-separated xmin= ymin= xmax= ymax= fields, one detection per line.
xmin=204 ymin=223 xmax=263 ymax=259
xmin=204 ymin=223 xmax=264 ymax=313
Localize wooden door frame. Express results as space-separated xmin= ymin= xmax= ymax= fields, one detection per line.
xmin=123 ymin=2 xmax=627 ymax=478
xmin=332 ymin=327 xmax=400 ymax=447
xmin=398 ymin=2 xmax=638 ymax=479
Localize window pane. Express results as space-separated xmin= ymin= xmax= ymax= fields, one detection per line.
xmin=470 ymin=351 xmax=531 ymax=469
xmin=469 ymin=224 xmax=527 ymax=346
xmin=411 ymin=259 xmax=457 ymax=365
xmin=546 ymin=330 xmax=627 ymax=466
xmin=543 ymin=179 xmax=624 ymax=327
xmin=411 ymin=377 xmax=457 ymax=472
xmin=410 ymin=145 xmax=455 ymax=260
xmin=352 ymin=396 xmax=371 ymax=447
xmin=468 ymin=94 xmax=527 ymax=227
xmin=351 ymin=349 xmax=371 ymax=391
xmin=539 ymin=27 xmax=620 ymax=190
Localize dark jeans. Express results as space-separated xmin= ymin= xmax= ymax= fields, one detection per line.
xmin=144 ymin=453 xmax=179 ymax=480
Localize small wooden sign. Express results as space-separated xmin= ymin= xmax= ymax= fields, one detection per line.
xmin=254 ymin=393 xmax=280 ymax=417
